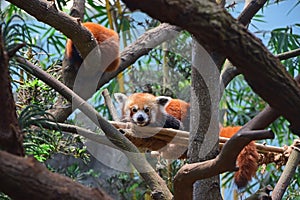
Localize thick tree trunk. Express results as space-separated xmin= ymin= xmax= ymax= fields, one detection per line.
xmin=0 ymin=150 xmax=112 ymax=200
xmin=188 ymin=42 xmax=221 ymax=199
xmin=0 ymin=30 xmax=24 ymax=156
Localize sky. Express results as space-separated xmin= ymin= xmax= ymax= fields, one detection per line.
xmin=230 ymin=0 xmax=300 ymax=45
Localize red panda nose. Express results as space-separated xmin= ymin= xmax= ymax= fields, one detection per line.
xmin=137 ymin=115 xmax=145 ymax=122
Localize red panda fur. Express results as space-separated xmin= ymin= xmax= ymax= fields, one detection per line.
xmin=65 ymin=22 xmax=120 ymax=72
xmin=220 ymin=126 xmax=258 ymax=188
xmin=165 ymin=99 xmax=190 ymax=121
xmin=166 ymin=100 xmax=258 ymax=188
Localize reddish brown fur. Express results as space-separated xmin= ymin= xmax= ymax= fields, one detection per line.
xmin=65 ymin=22 xmax=120 ymax=72
xmin=165 ymin=99 xmax=190 ymax=121
xmin=126 ymin=93 xmax=157 ymax=112
xmin=220 ymin=126 xmax=259 ymax=188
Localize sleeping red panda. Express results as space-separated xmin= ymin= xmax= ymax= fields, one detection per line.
xmin=63 ymin=22 xmax=120 ymax=88
xmin=115 ymin=92 xmax=258 ymax=188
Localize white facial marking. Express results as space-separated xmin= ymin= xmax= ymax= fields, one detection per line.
xmin=132 ymin=110 xmax=150 ymax=126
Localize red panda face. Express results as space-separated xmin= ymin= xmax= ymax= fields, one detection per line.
xmin=125 ymin=93 xmax=158 ymax=126
xmin=115 ymin=93 xmax=170 ymax=127
xmin=129 ymin=104 xmax=153 ymax=126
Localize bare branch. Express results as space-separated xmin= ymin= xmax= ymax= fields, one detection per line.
xmin=102 ymin=89 xmax=120 ymax=121
xmin=272 ymin=139 xmax=300 ymax=200
xmin=219 ymin=137 xmax=284 ymax=154
xmin=7 ymin=43 xmax=26 ymax=58
xmin=38 ymin=119 xmax=287 ymax=163
xmin=221 ymin=48 xmax=300 ymax=89
xmin=276 ymin=48 xmax=300 ymax=60
xmin=237 ymin=0 xmax=267 ymax=26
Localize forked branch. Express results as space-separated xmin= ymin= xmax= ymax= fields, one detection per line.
xmin=173 ymin=129 xmax=274 ymax=200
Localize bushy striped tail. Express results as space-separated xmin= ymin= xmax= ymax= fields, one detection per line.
xmin=234 ymin=141 xmax=259 ymax=188
xmin=220 ymin=126 xmax=259 ymax=188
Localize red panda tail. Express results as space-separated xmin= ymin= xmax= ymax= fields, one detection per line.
xmin=234 ymin=141 xmax=259 ymax=188
xmin=220 ymin=126 xmax=259 ymax=188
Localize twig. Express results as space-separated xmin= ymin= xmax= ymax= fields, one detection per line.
xmin=272 ymin=139 xmax=300 ymax=200
xmin=8 ymin=43 xmax=26 ymax=58
xmin=37 ymin=119 xmax=116 ymax=149
xmin=219 ymin=137 xmax=284 ymax=154
xmin=102 ymin=89 xmax=120 ymax=121
xmin=276 ymin=48 xmax=300 ymax=60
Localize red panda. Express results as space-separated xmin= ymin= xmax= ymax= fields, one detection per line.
xmin=114 ymin=93 xmax=258 ymax=188
xmin=114 ymin=93 xmax=183 ymax=130
xmin=63 ymin=22 xmax=120 ymax=88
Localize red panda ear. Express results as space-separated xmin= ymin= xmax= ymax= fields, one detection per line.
xmin=156 ymin=96 xmax=172 ymax=107
xmin=114 ymin=93 xmax=128 ymax=104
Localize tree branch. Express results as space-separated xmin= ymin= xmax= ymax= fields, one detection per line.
xmin=97 ymin=23 xmax=181 ymax=88
xmin=102 ymin=89 xmax=120 ymax=121
xmin=173 ymin=129 xmax=274 ymax=200
xmin=122 ymin=0 xmax=300 ymax=133
xmin=7 ymin=0 xmax=97 ymax=59
xmin=16 ymin=57 xmax=173 ymax=200
xmin=221 ymin=48 xmax=300 ymax=90
xmin=0 ymin=150 xmax=112 ymax=200
xmin=37 ymin=119 xmax=288 ymax=164
xmin=271 ymin=139 xmax=300 ymax=200
xmin=237 ymin=0 xmax=267 ymax=26
xmin=276 ymin=48 xmax=300 ymax=60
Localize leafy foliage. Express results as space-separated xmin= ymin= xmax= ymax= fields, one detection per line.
xmin=106 ymin=172 xmax=148 ymax=200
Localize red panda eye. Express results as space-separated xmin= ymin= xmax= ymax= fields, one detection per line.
xmin=132 ymin=108 xmax=138 ymax=113
xmin=144 ymin=108 xmax=150 ymax=113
